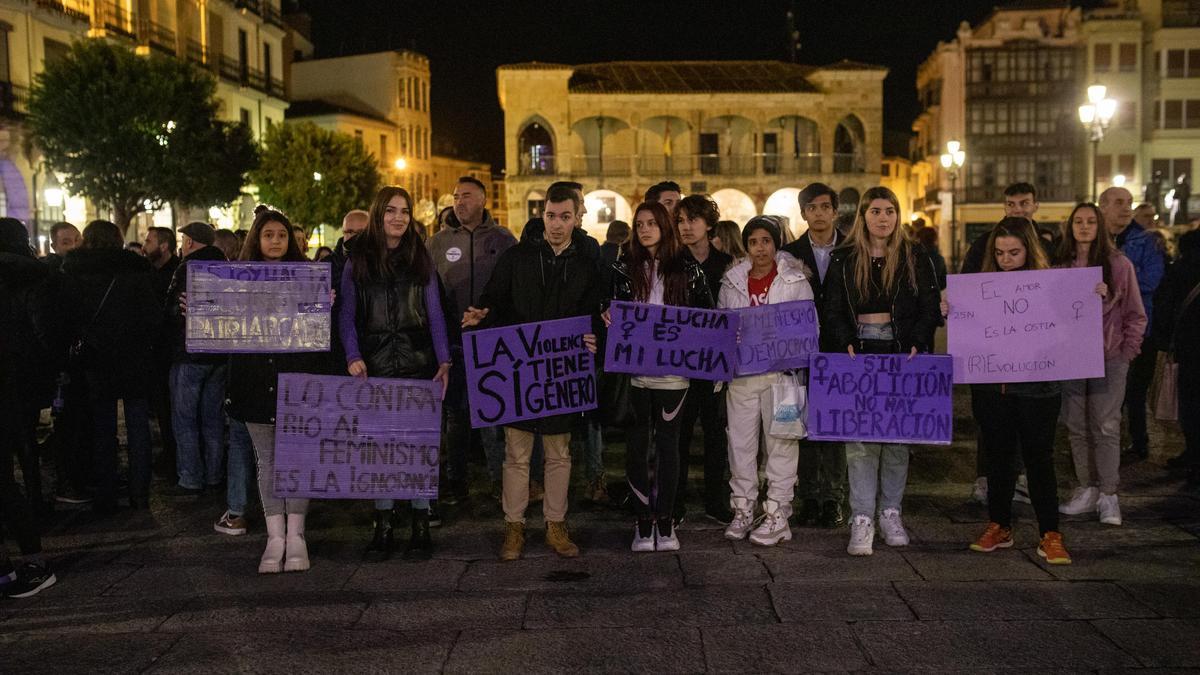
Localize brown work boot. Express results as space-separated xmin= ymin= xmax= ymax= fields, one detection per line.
xmin=545 ymin=520 xmax=580 ymax=558
xmin=499 ymin=521 xmax=525 ymax=561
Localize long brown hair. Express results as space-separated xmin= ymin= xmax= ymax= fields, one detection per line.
xmin=1055 ymin=202 xmax=1115 ymax=287
xmin=843 ymin=186 xmax=916 ymax=299
xmin=982 ymin=217 xmax=1049 ymax=272
xmin=351 ymin=186 xmax=432 ymax=285
xmin=628 ymin=201 xmax=688 ymax=305
xmin=239 ymin=206 xmax=307 ymax=262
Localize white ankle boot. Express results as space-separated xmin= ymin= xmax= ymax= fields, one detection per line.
xmin=258 ymin=514 xmax=286 ymax=574
xmin=284 ymin=513 xmax=310 ymax=572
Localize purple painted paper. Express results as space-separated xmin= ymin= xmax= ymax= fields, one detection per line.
xmin=604 ymin=301 xmax=739 ymax=381
xmin=946 ymin=267 xmax=1104 ymax=384
xmin=807 ymin=353 xmax=954 ymax=445
xmin=734 ymin=300 xmax=820 ymax=376
xmin=464 ymin=316 xmax=597 ymax=428
xmin=186 ymin=261 xmax=331 ymax=353
xmin=272 ymin=374 xmax=440 ymax=500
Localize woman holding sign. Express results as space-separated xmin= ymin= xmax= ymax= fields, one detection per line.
xmin=718 ymin=215 xmax=814 ymax=546
xmin=341 ymin=186 xmax=452 ymax=560
xmin=948 ymin=217 xmax=1073 ymax=564
xmin=226 ymin=206 xmax=327 ymax=574
xmin=1054 ymin=203 xmax=1146 ymax=526
xmin=610 ymin=201 xmax=714 ymax=552
xmin=825 ymin=187 xmax=940 ymax=557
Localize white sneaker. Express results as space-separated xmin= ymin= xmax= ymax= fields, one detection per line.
xmin=971 ymin=477 xmax=988 ymax=505
xmin=724 ymin=504 xmax=755 ymax=541
xmin=1059 ymin=486 xmax=1099 ymax=515
xmin=1012 ymin=475 xmax=1032 ymax=504
xmin=878 ymin=508 xmax=909 ymax=547
xmin=1097 ymin=493 xmax=1122 ymax=526
xmin=631 ymin=522 xmax=655 ymax=552
xmin=749 ymin=500 xmax=792 ymax=546
xmin=654 ymin=521 xmax=680 ymax=551
xmin=847 ymin=515 xmax=874 ymax=556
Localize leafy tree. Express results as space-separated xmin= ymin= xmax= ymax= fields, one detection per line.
xmin=26 ymin=40 xmax=257 ymax=234
xmin=251 ymin=122 xmax=381 ymax=232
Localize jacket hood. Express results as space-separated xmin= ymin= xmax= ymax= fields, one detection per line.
xmin=721 ymin=250 xmax=807 ymax=293
xmin=62 ymin=247 xmax=153 ymax=276
xmin=183 ymin=245 xmax=227 ymax=263
xmin=0 ymin=250 xmax=51 ymax=284
xmin=445 ymin=208 xmax=497 ymax=232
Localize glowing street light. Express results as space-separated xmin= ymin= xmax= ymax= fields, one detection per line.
xmin=1079 ymin=84 xmax=1117 ymax=201
xmin=940 ymin=140 xmax=966 ymax=271
xmin=394 ymin=157 xmax=407 ymax=171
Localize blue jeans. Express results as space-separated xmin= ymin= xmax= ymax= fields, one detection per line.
xmin=170 ymin=362 xmax=227 ymax=489
xmin=225 ymin=416 xmax=254 ymax=517
xmin=845 ymin=321 xmax=910 ymax=517
xmin=90 ymin=395 xmax=152 ymax=502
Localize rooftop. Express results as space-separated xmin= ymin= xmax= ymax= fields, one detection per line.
xmin=286 ymin=95 xmax=394 ymax=126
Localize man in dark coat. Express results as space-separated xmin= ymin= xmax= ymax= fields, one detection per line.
xmin=462 ymin=184 xmax=602 ymax=562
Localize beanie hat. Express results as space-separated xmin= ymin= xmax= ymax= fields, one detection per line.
xmin=742 ymin=215 xmax=784 ymax=251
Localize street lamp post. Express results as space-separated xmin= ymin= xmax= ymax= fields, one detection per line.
xmin=940 ymin=140 xmax=966 ymax=271
xmin=1078 ymin=84 xmax=1117 ymax=202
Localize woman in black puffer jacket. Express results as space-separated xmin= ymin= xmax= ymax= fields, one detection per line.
xmin=62 ymin=221 xmax=162 ymax=513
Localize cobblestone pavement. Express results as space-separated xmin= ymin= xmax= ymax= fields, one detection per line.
xmin=3 ymin=392 xmax=1198 ymax=673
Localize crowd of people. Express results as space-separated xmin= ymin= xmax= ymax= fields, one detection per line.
xmin=1 ymin=173 xmax=1197 ymax=599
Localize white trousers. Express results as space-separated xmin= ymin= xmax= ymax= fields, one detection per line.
xmin=725 ymin=373 xmax=799 ymax=506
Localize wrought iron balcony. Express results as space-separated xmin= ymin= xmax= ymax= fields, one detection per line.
xmin=137 ymin=18 xmax=176 ymax=54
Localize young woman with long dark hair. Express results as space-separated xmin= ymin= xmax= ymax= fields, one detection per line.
xmin=341 ymin=186 xmax=451 ymax=560
xmin=1054 ymin=203 xmax=1146 ymax=526
xmin=609 ymin=201 xmax=713 ymax=552
xmin=226 ymin=206 xmax=326 ymax=574
xmin=824 ymin=186 xmax=940 ymax=557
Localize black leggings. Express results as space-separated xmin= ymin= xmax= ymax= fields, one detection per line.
xmin=626 ymin=386 xmax=687 ymax=521
xmin=974 ymin=389 xmax=1061 ymax=535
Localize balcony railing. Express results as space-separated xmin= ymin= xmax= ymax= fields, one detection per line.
xmin=137 ymin=18 xmax=176 ymax=54
xmin=0 ymin=81 xmax=29 ymax=116
xmin=966 ymin=185 xmax=1077 ymax=203
xmin=98 ymin=0 xmax=135 ymax=38
xmin=218 ymin=55 xmax=241 ymax=82
xmin=518 ymin=152 xmax=556 ymax=176
xmin=638 ymin=155 xmax=694 ymax=178
xmin=574 ymin=155 xmax=633 ymax=177
xmin=833 ymin=152 xmax=865 ymax=173
xmin=266 ymin=76 xmax=285 ymax=98
xmin=762 ymin=153 xmax=821 ymax=175
xmin=34 ymin=0 xmax=91 ymax=23
xmin=262 ymin=2 xmax=284 ymax=27
xmin=517 ymin=152 xmax=855 ymax=177
xmin=185 ymin=38 xmax=210 ymax=67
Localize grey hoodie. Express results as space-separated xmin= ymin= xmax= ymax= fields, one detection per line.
xmin=427 ymin=209 xmax=516 ymax=318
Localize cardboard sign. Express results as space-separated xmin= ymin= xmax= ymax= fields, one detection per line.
xmin=464 ymin=316 xmax=597 ymax=428
xmin=272 ymin=374 xmax=440 ymax=499
xmin=734 ymin=300 xmax=820 ymax=376
xmin=604 ymin=301 xmax=738 ymax=381
xmin=807 ymin=352 xmax=953 ymax=445
xmin=947 ymin=267 xmax=1104 ymax=383
xmin=186 ymin=261 xmax=330 ymax=353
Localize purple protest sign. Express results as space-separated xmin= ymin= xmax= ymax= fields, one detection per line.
xmin=186 ymin=261 xmax=330 ymax=353
xmin=807 ymin=352 xmax=953 ymax=445
xmin=464 ymin=316 xmax=597 ymax=428
xmin=604 ymin=301 xmax=739 ymax=381
xmin=734 ymin=300 xmax=820 ymax=376
xmin=271 ymin=374 xmax=440 ymax=500
xmin=946 ymin=267 xmax=1103 ymax=384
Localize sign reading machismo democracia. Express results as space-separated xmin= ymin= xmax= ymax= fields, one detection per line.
xmin=186 ymin=261 xmax=331 ymax=353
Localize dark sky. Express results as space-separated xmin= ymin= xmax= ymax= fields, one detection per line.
xmin=297 ymin=1 xmax=1096 ymax=169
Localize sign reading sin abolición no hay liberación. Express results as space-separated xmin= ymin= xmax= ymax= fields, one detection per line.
xmin=807 ymin=353 xmax=954 ymax=445
xmin=946 ymin=267 xmax=1103 ymax=384
xmin=272 ymin=374 xmax=441 ymax=499
xmin=186 ymin=261 xmax=331 ymax=353
xmin=464 ymin=316 xmax=597 ymax=428
xmin=733 ymin=300 xmax=820 ymax=376
xmin=604 ymin=301 xmax=739 ymax=381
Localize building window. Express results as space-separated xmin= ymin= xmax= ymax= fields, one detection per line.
xmin=1165 ymin=100 xmax=1184 ymax=128
xmin=354 ymin=129 xmax=363 ymax=143
xmin=263 ymin=42 xmax=272 ymax=78
xmin=1190 ymin=49 xmax=1200 ymax=77
xmin=380 ymin=134 xmax=388 ymax=164
xmin=238 ymin=29 xmax=249 ymax=81
xmin=1189 ymin=100 xmax=1200 ymax=129
xmin=398 ymin=79 xmax=406 ymax=107
xmin=1118 ymin=43 xmax=1136 ymax=72
xmin=1117 ymin=154 xmax=1136 ymax=179
xmin=0 ymin=23 xmax=10 ymax=83
xmin=240 ymin=108 xmax=251 ymax=127
xmin=43 ymin=38 xmax=69 ymax=67
xmin=1095 ymin=154 xmax=1113 ymax=181
xmin=1166 ymin=49 xmax=1186 ymax=78
xmin=1094 ymin=43 xmax=1111 ymax=73
xmin=1119 ymin=100 xmax=1137 ymax=129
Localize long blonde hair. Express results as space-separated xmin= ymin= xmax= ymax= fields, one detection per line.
xmin=843 ymin=186 xmax=916 ymax=299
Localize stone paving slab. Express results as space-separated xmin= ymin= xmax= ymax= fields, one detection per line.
xmin=1029 ymin=544 xmax=1200 ymax=581
xmin=1091 ymin=619 xmax=1200 ymax=668
xmin=757 ymin=548 xmax=921 ymax=582
xmin=676 ymin=550 xmax=771 ymax=586
xmin=523 ymin=586 xmax=777 ymax=628
xmin=768 ymin=581 xmax=914 ymax=621
xmin=343 ymin=558 xmax=468 ymax=593
xmin=853 ymin=620 xmax=1139 ymax=670
xmin=443 ymin=627 xmax=705 ymax=673
xmin=148 ymin=629 xmax=454 ymax=674
xmin=456 ymin=552 xmax=685 ymax=592
xmin=101 ymin=559 xmax=363 ymax=597
xmin=356 ymin=591 xmax=528 ymax=632
xmin=901 ymin=548 xmax=1055 ymax=581
xmin=0 ymin=595 xmax=187 ymax=634
xmin=893 ymin=580 xmax=1156 ymax=620
xmin=700 ymin=622 xmax=870 ymax=672
xmin=1058 ymin=521 xmax=1200 ymax=549
xmin=0 ymin=632 xmax=183 ymax=674
xmin=903 ymin=515 xmax=1041 ymax=549
xmin=157 ymin=592 xmax=368 ymax=631
xmin=1116 ymin=580 xmax=1200 ymax=618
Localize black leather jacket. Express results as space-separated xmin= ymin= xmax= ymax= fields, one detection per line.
xmin=609 ymin=254 xmax=715 ymax=309
xmin=823 ymin=244 xmax=941 ymax=354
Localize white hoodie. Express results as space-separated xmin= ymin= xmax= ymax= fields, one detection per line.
xmin=718 ymin=250 xmax=815 ymax=310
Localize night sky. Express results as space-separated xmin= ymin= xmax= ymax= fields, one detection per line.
xmin=298 ymin=1 xmax=1103 ymax=169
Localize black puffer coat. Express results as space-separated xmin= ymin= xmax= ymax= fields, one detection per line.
xmin=823 ymin=243 xmax=941 ymax=354
xmin=224 ymin=351 xmax=329 ymax=425
xmin=62 ymin=247 xmax=163 ymax=399
xmin=0 ymin=251 xmax=64 ymax=405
